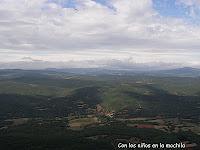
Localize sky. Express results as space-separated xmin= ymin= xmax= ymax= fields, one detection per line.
xmin=0 ymin=0 xmax=200 ymax=69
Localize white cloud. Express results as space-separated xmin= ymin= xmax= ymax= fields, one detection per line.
xmin=177 ymin=0 xmax=200 ymax=6
xmin=177 ymin=0 xmax=200 ymax=19
xmin=0 ymin=0 xmax=200 ymax=68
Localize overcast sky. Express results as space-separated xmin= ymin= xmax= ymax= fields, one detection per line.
xmin=0 ymin=0 xmax=200 ymax=69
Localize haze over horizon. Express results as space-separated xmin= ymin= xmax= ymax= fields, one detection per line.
xmin=0 ymin=0 xmax=200 ymax=69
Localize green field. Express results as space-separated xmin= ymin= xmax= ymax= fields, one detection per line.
xmin=0 ymin=69 xmax=199 ymax=149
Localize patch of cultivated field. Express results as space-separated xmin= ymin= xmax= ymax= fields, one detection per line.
xmin=68 ymin=117 xmax=99 ymax=130
xmin=6 ymin=118 xmax=29 ymax=126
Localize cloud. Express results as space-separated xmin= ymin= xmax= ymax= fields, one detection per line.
xmin=177 ymin=0 xmax=200 ymax=6
xmin=0 ymin=0 xmax=200 ymax=68
xmin=177 ymin=0 xmax=200 ymax=19
xmin=21 ymin=56 xmax=43 ymax=62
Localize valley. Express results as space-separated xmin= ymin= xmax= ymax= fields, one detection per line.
xmin=0 ymin=69 xmax=199 ymax=149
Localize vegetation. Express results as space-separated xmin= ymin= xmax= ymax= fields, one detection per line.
xmin=0 ymin=69 xmax=199 ymax=149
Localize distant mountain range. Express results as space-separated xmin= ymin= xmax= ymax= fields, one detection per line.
xmin=1 ymin=67 xmax=200 ymax=77
xmin=148 ymin=67 xmax=200 ymax=77
xmin=46 ymin=67 xmax=200 ymax=77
